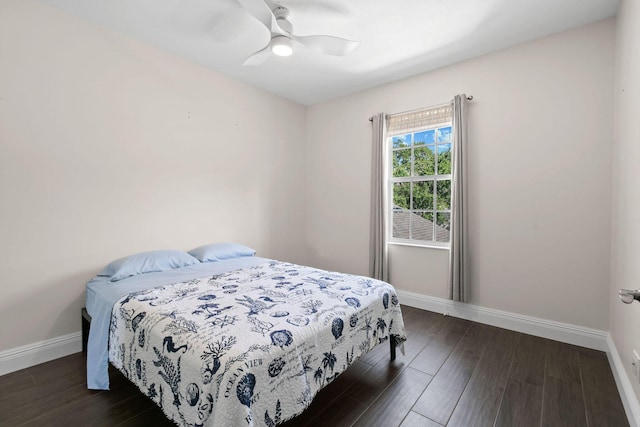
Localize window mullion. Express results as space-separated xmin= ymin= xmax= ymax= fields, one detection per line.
xmin=409 ymin=182 xmax=413 ymax=240
xmin=433 ymin=131 xmax=439 ymax=243
xmin=410 ymin=139 xmax=414 ymax=240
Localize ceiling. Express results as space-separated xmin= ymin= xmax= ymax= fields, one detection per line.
xmin=40 ymin=0 xmax=619 ymax=106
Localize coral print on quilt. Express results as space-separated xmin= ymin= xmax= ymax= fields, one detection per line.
xmin=109 ymin=260 xmax=406 ymax=427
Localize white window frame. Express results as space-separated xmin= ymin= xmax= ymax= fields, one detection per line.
xmin=387 ymin=121 xmax=453 ymax=249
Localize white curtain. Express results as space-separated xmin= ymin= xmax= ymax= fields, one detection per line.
xmin=449 ymin=95 xmax=469 ymax=302
xmin=369 ymin=113 xmax=389 ymax=282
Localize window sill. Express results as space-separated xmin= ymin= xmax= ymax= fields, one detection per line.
xmin=387 ymin=241 xmax=450 ymax=251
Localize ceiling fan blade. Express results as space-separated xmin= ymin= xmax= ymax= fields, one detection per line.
xmin=292 ymin=34 xmax=360 ymax=56
xmin=236 ymin=0 xmax=282 ymax=34
xmin=242 ymin=43 xmax=272 ymax=66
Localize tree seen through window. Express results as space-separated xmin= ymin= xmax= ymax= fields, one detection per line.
xmin=390 ymin=125 xmax=452 ymax=244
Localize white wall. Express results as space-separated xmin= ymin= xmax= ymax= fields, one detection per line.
xmin=0 ymin=0 xmax=307 ymax=351
xmin=611 ymin=0 xmax=640 ymax=409
xmin=306 ymin=19 xmax=615 ymax=330
xmin=0 ymin=0 xmax=620 ymax=363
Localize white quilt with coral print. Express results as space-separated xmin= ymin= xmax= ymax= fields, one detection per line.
xmin=109 ymin=260 xmax=406 ymax=427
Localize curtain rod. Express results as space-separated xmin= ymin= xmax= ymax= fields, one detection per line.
xmin=368 ymin=95 xmax=473 ymax=122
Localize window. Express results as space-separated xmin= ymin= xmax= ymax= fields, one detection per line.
xmin=387 ymin=105 xmax=452 ymax=246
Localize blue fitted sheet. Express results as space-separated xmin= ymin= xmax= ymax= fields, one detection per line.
xmin=86 ymin=256 xmax=270 ymax=390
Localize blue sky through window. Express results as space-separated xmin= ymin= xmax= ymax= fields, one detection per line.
xmin=414 ymin=130 xmax=435 ymax=145
xmin=438 ymin=143 xmax=451 ymax=154
xmin=392 ymin=134 xmax=412 ymax=148
xmin=437 ymin=126 xmax=452 ymax=142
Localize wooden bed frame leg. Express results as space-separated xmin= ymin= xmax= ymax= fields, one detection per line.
xmin=390 ymin=335 xmax=397 ymax=361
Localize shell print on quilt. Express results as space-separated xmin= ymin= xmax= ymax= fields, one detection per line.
xmin=109 ymin=261 xmax=406 ymax=426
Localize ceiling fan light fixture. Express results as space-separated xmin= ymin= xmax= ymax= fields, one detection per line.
xmin=271 ymin=35 xmax=293 ymax=57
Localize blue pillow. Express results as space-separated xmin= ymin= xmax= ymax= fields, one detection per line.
xmin=99 ymin=250 xmax=199 ymax=282
xmin=188 ymin=242 xmax=256 ymax=263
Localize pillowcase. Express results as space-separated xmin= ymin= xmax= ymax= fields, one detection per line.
xmin=99 ymin=249 xmax=199 ymax=282
xmin=188 ymin=242 xmax=256 ymax=263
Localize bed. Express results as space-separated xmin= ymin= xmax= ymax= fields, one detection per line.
xmin=85 ymin=243 xmax=406 ymax=426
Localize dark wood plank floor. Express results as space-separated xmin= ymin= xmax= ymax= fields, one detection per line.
xmin=0 ymin=306 xmax=629 ymax=426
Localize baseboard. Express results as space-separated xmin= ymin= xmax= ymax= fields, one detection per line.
xmin=396 ymin=290 xmax=608 ymax=351
xmin=397 ymin=290 xmax=640 ymax=426
xmin=0 ymin=332 xmax=82 ymax=377
xmin=607 ymin=334 xmax=640 ymax=427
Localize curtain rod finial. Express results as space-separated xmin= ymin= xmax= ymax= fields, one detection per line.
xmin=466 ymin=95 xmax=473 ymax=101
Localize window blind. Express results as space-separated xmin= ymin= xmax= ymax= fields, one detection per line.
xmin=386 ymin=104 xmax=452 ymax=135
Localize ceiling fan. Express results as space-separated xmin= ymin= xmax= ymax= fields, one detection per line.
xmin=237 ymin=0 xmax=360 ymax=66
